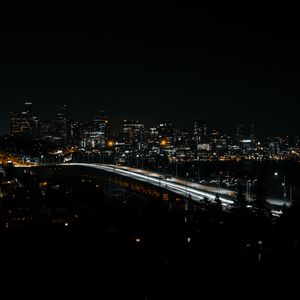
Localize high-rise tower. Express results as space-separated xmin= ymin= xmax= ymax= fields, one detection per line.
xmin=55 ymin=105 xmax=67 ymax=142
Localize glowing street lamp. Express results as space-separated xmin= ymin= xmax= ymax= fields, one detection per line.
xmin=106 ymin=140 xmax=116 ymax=165
xmin=159 ymin=138 xmax=167 ymax=147
xmin=274 ymin=172 xmax=287 ymax=199
xmin=106 ymin=140 xmax=114 ymax=148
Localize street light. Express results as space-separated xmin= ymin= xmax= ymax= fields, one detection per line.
xmin=246 ymin=180 xmax=252 ymax=201
xmin=245 ymin=178 xmax=257 ymax=201
xmin=107 ymin=140 xmax=114 ymax=148
xmin=274 ymin=172 xmax=287 ymax=199
xmin=159 ymin=138 xmax=167 ymax=147
xmin=185 ymin=172 xmax=189 ymax=198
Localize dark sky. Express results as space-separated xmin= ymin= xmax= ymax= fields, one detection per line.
xmin=0 ymin=13 xmax=300 ymax=136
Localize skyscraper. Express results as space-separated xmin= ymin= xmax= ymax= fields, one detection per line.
xmin=123 ymin=120 xmax=144 ymax=147
xmin=39 ymin=120 xmax=51 ymax=140
xmin=31 ymin=115 xmax=40 ymax=140
xmin=90 ymin=110 xmax=109 ymax=148
xmin=193 ymin=119 xmax=208 ymax=144
xmin=55 ymin=105 xmax=67 ymax=142
xmin=158 ymin=121 xmax=174 ymax=146
xmin=10 ymin=101 xmax=35 ymax=139
xmin=94 ymin=110 xmax=109 ymax=137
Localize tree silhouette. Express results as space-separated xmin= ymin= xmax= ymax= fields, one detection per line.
xmin=280 ymin=203 xmax=290 ymax=218
xmin=202 ymin=196 xmax=214 ymax=218
xmin=203 ymin=196 xmax=210 ymax=208
xmin=251 ymin=181 xmax=271 ymax=221
xmin=290 ymin=197 xmax=300 ymax=214
xmin=234 ymin=184 xmax=248 ymax=213
xmin=288 ymin=197 xmax=300 ymax=232
xmin=277 ymin=203 xmax=292 ymax=232
xmin=214 ymin=193 xmax=223 ymax=215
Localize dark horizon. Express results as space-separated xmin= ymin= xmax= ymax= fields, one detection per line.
xmin=1 ymin=13 xmax=300 ymax=136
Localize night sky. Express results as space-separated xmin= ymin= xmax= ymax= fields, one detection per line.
xmin=1 ymin=13 xmax=300 ymax=136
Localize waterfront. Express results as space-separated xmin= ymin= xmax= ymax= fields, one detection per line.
xmin=171 ymin=160 xmax=300 ymax=200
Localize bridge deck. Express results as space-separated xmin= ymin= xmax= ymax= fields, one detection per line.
xmin=59 ymin=163 xmax=290 ymax=214
xmin=62 ymin=163 xmax=235 ymax=206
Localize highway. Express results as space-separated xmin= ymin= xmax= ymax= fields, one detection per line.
xmin=60 ymin=163 xmax=290 ymax=216
xmin=62 ymin=163 xmax=235 ymax=206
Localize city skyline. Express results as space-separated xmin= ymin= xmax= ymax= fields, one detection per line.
xmin=4 ymin=100 xmax=295 ymax=139
xmin=5 ymin=100 xmax=297 ymax=166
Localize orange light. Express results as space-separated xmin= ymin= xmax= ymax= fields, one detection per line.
xmin=107 ymin=140 xmax=114 ymax=147
xmin=160 ymin=139 xmax=167 ymax=147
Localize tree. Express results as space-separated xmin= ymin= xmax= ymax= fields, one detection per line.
xmin=288 ymin=197 xmax=300 ymax=231
xmin=277 ymin=203 xmax=291 ymax=231
xmin=214 ymin=193 xmax=223 ymax=214
xmin=280 ymin=203 xmax=290 ymax=219
xmin=203 ymin=196 xmax=210 ymax=207
xmin=202 ymin=196 xmax=213 ymax=217
xmin=234 ymin=184 xmax=248 ymax=213
xmin=251 ymin=181 xmax=271 ymax=220
xmin=290 ymin=197 xmax=300 ymax=215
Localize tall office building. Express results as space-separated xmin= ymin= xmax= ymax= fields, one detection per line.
xmin=31 ymin=115 xmax=40 ymax=140
xmin=11 ymin=112 xmax=30 ymax=138
xmin=158 ymin=120 xmax=174 ymax=146
xmin=193 ymin=119 xmax=208 ymax=144
xmin=10 ymin=101 xmax=35 ymax=139
xmin=55 ymin=105 xmax=67 ymax=142
xmin=148 ymin=127 xmax=159 ymax=144
xmin=210 ymin=128 xmax=227 ymax=149
xmin=89 ymin=110 xmax=109 ymax=148
xmin=123 ymin=120 xmax=144 ymax=147
xmin=39 ymin=120 xmax=51 ymax=140
xmin=174 ymin=129 xmax=190 ymax=147
xmin=66 ymin=119 xmax=81 ymax=146
xmin=93 ymin=110 xmax=109 ymax=136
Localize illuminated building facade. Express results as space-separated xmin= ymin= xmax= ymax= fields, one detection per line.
xmin=123 ymin=120 xmax=144 ymax=148
xmin=158 ymin=121 xmax=174 ymax=147
xmin=10 ymin=101 xmax=39 ymax=139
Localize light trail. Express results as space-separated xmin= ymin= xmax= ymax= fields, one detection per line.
xmin=58 ymin=163 xmax=291 ymax=216
xmin=61 ymin=163 xmax=234 ymax=206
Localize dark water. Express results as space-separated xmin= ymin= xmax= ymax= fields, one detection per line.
xmin=195 ymin=160 xmax=300 ymax=199
xmin=170 ymin=160 xmax=300 ymax=199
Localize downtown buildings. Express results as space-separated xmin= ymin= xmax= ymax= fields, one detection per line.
xmin=10 ymin=101 xmax=44 ymax=140
xmin=7 ymin=100 xmax=300 ymax=165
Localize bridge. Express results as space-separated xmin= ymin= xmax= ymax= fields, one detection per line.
xmin=58 ymin=163 xmax=289 ymax=216
xmin=61 ymin=163 xmax=236 ymax=206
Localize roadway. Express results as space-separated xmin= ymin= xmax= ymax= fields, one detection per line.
xmin=62 ymin=163 xmax=235 ymax=206
xmin=60 ymin=163 xmax=290 ymax=216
